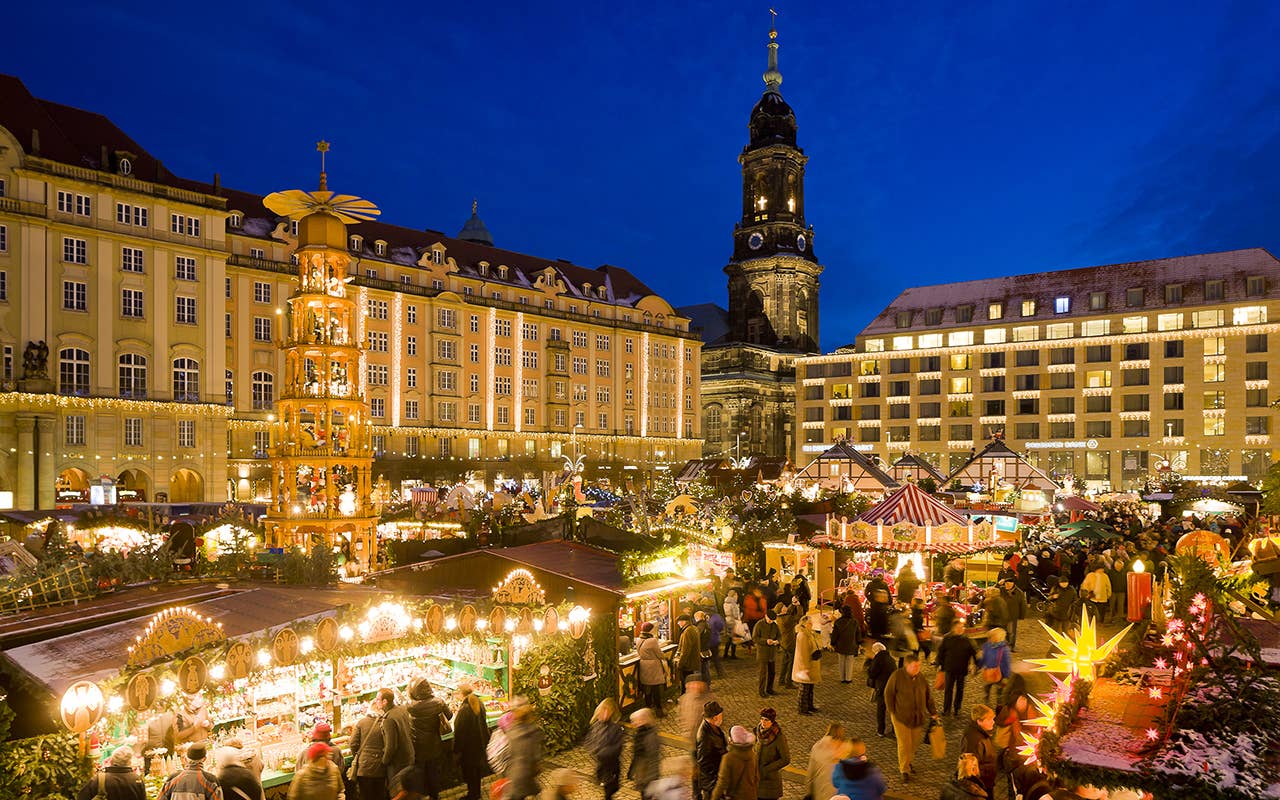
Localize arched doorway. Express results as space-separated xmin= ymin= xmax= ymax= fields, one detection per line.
xmin=169 ymin=469 xmax=204 ymax=503
xmin=116 ymin=469 xmax=150 ymax=502
xmin=56 ymin=467 xmax=91 ymax=503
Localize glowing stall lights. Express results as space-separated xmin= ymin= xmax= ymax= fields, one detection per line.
xmin=160 ymin=679 xmax=176 ymax=697
xmin=1145 ymin=728 xmax=1160 ymax=741
xmin=1025 ymin=696 xmax=1058 ymax=730
xmin=106 ymin=695 xmax=124 ymax=714
xmin=256 ymin=649 xmax=272 ymax=667
xmin=338 ymin=625 xmax=354 ymax=641
xmin=557 ymin=620 xmax=569 ymax=632
xmin=300 ymin=636 xmax=315 ymax=656
xmin=568 ymin=606 xmax=590 ymax=625
xmin=1030 ymin=607 xmax=1132 ymax=681
xmin=504 ymin=619 xmax=516 ymax=633
xmin=532 ymin=618 xmax=544 ymax=632
xmin=445 ymin=617 xmax=458 ymax=632
xmin=59 ymin=681 xmax=105 ymax=734
xmin=209 ymin=663 xmax=227 ymax=681
xmin=475 ymin=618 xmax=488 ymax=631
xmin=1133 ymin=559 xmax=1145 ymax=574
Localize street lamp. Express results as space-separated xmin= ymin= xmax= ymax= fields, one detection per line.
xmin=563 ymin=423 xmax=585 ymax=475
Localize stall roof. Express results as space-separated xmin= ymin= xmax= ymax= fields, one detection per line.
xmin=889 ymin=454 xmax=949 ymax=486
xmin=1 ymin=586 xmax=385 ymax=696
xmin=946 ymin=439 xmax=1059 ymax=493
xmin=500 ymin=541 xmax=625 ymax=593
xmin=795 ymin=442 xmax=900 ymax=492
xmin=373 ymin=541 xmax=626 ymax=598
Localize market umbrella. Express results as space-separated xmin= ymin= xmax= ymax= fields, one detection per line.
xmin=1188 ymin=498 xmax=1242 ymax=515
xmin=1059 ymin=522 xmax=1121 ymax=541
xmin=1057 ymin=495 xmax=1101 ymax=513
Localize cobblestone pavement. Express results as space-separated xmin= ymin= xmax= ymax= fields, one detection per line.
xmin=547 ymin=612 xmax=1132 ymax=800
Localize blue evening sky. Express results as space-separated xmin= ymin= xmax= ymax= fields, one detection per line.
xmin=5 ymin=1 xmax=1280 ymax=350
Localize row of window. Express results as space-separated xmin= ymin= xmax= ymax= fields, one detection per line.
xmin=57 ymin=237 xmax=201 ymax=280
xmin=809 ymin=415 xmax=1266 ymax=444
xmin=63 ymin=415 xmax=198 ymax=448
xmin=53 ymin=192 xmax=205 ymax=238
xmin=894 ymin=278 xmax=1269 ymax=329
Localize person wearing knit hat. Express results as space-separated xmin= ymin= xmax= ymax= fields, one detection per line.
xmin=676 ymin=614 xmax=703 ymax=694
xmin=711 ymin=727 xmax=758 ymax=800
xmin=693 ymin=700 xmax=726 ymax=800
xmin=296 ymin=721 xmax=346 ymax=783
xmin=754 ymin=709 xmax=790 ymax=800
xmin=76 ymin=745 xmax=146 ymax=800
xmin=775 ymin=602 xmax=799 ymax=690
xmin=157 ymin=742 xmax=221 ymax=800
xmin=636 ymin=621 xmax=668 ymax=717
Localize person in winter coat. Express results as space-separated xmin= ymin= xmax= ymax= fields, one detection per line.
xmin=998 ymin=579 xmax=1028 ymax=650
xmin=831 ymin=605 xmax=862 ymax=683
xmin=933 ymin=596 xmax=958 ymax=640
xmin=910 ymin=598 xmax=932 ymax=658
xmin=805 ymin=724 xmax=852 ymax=800
xmin=981 ymin=588 xmax=1008 ymax=634
xmin=637 ymin=623 xmax=670 ymax=715
xmin=841 ymin=588 xmax=868 ymax=637
xmin=648 ymin=756 xmax=695 ymax=800
xmin=793 ymin=615 xmax=822 ymax=715
xmin=503 ymin=698 xmax=544 ymax=800
xmin=896 ymin=566 xmax=920 ymax=604
xmin=935 ymin=620 xmax=979 ymax=716
xmin=540 ymin=768 xmax=580 ymax=800
xmin=1080 ymin=564 xmax=1112 ymax=623
xmin=676 ymin=616 xmax=703 ymax=693
xmin=864 ymin=642 xmax=896 ymax=737
xmin=452 ymin=685 xmax=491 ymax=800
xmin=76 ymin=745 xmax=146 ymax=800
xmin=743 ymin=588 xmax=767 ymax=634
xmin=776 ymin=603 xmax=799 ymax=689
xmin=403 ymin=678 xmax=451 ymax=800
xmin=157 ymin=743 xmax=221 ymax=800
xmin=288 ymin=743 xmax=343 ymax=800
xmin=1107 ymin=559 xmax=1127 ymax=624
xmin=694 ymin=702 xmax=727 ymax=800
xmin=979 ymin=628 xmax=1013 ymax=704
xmin=939 ymin=754 xmax=989 ymax=800
xmin=585 ymin=698 xmax=625 ymax=800
xmin=883 ymin=654 xmax=938 ymax=783
xmin=793 ymin=575 xmax=812 ymax=614
xmin=1047 ymin=577 xmax=1077 ymax=632
xmin=754 ymin=709 xmax=791 ymax=800
xmin=695 ymin=610 xmax=714 ymax=684
xmin=830 ymin=738 xmax=887 ymax=800
xmin=959 ymin=705 xmax=998 ymax=797
xmin=752 ymin=608 xmax=781 ymax=698
xmin=944 ymin=558 xmax=966 ymax=588
xmin=710 ymin=726 xmax=758 ymax=800
xmin=867 ymin=590 xmax=891 ymax=641
xmin=628 ymin=708 xmax=661 ymax=797
xmin=217 ymin=747 xmax=264 ymax=800
xmin=887 ymin=605 xmax=919 ymax=666
xmin=349 ymin=694 xmax=391 ymax=800
xmin=708 ymin=609 xmax=726 ymax=678
xmin=381 ymin=689 xmax=414 ymax=794
xmin=296 ymin=724 xmax=346 ymax=782
xmin=865 ymin=572 xmax=890 ymax=601
xmin=723 ymin=592 xmax=743 ymax=659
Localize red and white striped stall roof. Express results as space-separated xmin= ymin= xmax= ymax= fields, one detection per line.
xmin=855 ymin=483 xmax=967 ymax=526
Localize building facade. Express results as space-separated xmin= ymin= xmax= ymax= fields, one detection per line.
xmin=682 ymin=21 xmax=822 ymax=461
xmin=796 ymin=249 xmax=1280 ymax=490
xmin=0 ymin=75 xmax=701 ymax=509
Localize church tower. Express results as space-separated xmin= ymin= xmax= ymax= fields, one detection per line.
xmin=726 ymin=17 xmax=822 ymax=353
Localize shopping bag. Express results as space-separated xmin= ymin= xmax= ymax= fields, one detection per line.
xmin=929 ymin=720 xmax=946 ymax=760
xmin=983 ymin=667 xmax=1003 ymax=684
xmin=934 ymin=671 xmax=945 ymax=690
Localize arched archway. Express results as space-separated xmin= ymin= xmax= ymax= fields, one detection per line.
xmin=57 ymin=467 xmax=90 ymax=491
xmin=116 ymin=469 xmax=150 ymax=502
xmin=169 ymin=469 xmax=204 ymax=503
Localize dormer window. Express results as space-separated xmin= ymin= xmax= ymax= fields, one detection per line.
xmin=229 ymin=213 xmax=242 ymax=228
xmin=1054 ymin=296 xmax=1070 ymax=314
xmin=582 ymin=283 xmax=592 ymax=296
xmin=349 ymin=235 xmax=362 ymax=252
xmin=290 ymin=220 xmax=298 ymax=236
xmin=479 ymin=263 xmax=489 ymax=276
xmin=923 ymin=308 xmax=943 ymax=325
xmin=430 ymin=249 xmax=443 ymax=265
xmin=375 ymin=240 xmax=386 ymax=256
xmin=598 ymin=286 xmax=607 ymax=299
xmin=498 ymin=265 xmax=509 ymax=280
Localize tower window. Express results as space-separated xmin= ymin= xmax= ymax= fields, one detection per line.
xmin=756 ymin=196 xmax=767 ymax=211
xmin=787 ymin=196 xmax=795 ymax=212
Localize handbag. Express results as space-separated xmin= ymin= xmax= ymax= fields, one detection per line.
xmin=439 ymin=711 xmax=453 ymax=735
xmin=983 ymin=667 xmax=1003 ymax=684
xmin=928 ymin=720 xmax=946 ymax=759
xmin=810 ymin=649 xmax=822 ymax=661
xmin=933 ymin=671 xmax=945 ymax=690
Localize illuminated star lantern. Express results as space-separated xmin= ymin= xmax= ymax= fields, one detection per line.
xmin=1030 ymin=607 xmax=1133 ymax=681
xmin=1017 ymin=730 xmax=1042 ymax=765
xmin=1025 ymin=696 xmax=1058 ymax=730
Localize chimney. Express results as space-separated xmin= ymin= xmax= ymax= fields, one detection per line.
xmin=100 ymin=145 xmax=109 ymax=171
xmin=213 ymin=172 xmax=221 ymax=193
xmin=30 ymin=129 xmax=39 ymax=155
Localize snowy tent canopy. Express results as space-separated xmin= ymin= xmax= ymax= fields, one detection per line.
xmin=794 ymin=442 xmax=899 ymax=495
xmin=946 ymin=439 xmax=1059 ymax=493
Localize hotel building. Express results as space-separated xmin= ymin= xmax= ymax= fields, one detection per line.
xmin=0 ymin=75 xmax=701 ymax=509
xmin=796 ymin=249 xmax=1280 ymax=490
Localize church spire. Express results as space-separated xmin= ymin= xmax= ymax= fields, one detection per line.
xmin=764 ymin=9 xmax=782 ymax=93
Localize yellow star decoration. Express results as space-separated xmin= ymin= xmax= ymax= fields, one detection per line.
xmin=1017 ymin=729 xmax=1042 ymax=765
xmin=1029 ymin=607 xmax=1132 ymax=681
xmin=1025 ymin=695 xmax=1058 ymax=730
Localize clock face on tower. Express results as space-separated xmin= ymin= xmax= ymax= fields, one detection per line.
xmin=796 ymin=234 xmax=807 ymax=252
xmin=748 ymin=232 xmax=764 ymax=250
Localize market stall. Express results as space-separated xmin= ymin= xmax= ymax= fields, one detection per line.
xmin=2 ymin=581 xmax=608 ymax=796
xmin=888 ymin=453 xmax=948 ymax=488
xmin=763 ymin=539 xmax=837 ymax=602
xmin=946 ymin=439 xmax=1059 ymax=511
xmin=793 ymin=442 xmax=900 ymax=495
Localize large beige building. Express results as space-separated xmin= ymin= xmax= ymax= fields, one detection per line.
xmin=0 ymin=75 xmax=701 ymax=509
xmin=796 ymin=249 xmax=1280 ymax=491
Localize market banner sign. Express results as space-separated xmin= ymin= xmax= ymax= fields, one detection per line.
xmin=315 ymin=617 xmax=340 ymax=654
xmin=273 ymin=628 xmax=301 ymax=666
xmin=126 ymin=672 xmax=158 ymax=712
xmin=225 ymin=641 xmax=253 ymax=680
xmin=60 ymin=680 xmax=104 ymax=734
xmin=178 ymin=656 xmax=208 ymax=695
xmin=127 ymin=607 xmax=226 ymax=668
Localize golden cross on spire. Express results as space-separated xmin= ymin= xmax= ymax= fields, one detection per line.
xmin=316 ymin=140 xmax=330 ymax=191
xmin=769 ymin=8 xmax=778 ymax=38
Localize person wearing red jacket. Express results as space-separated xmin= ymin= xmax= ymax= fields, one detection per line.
xmin=743 ymin=587 xmax=767 ymax=633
